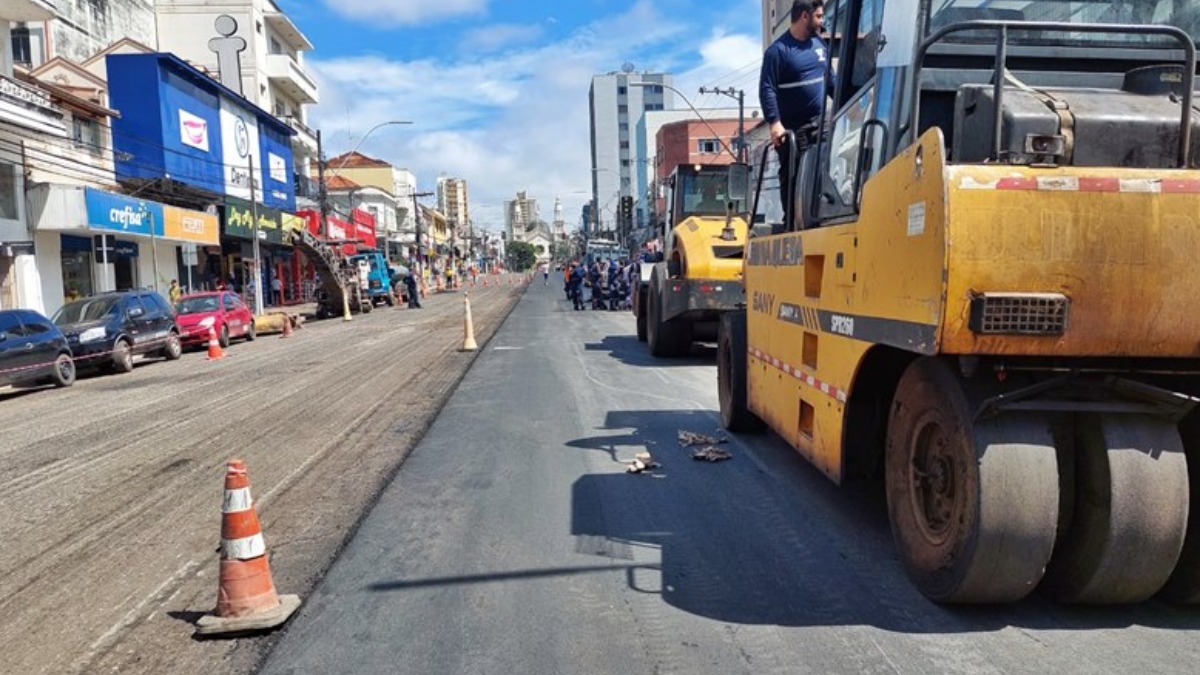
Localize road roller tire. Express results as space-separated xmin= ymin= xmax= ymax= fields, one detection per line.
xmin=647 ymin=267 xmax=692 ymax=358
xmin=718 ymin=311 xmax=764 ymax=433
xmin=886 ymin=358 xmax=1060 ymax=604
xmin=1042 ymin=414 xmax=1188 ymax=604
xmin=1161 ymin=413 xmax=1200 ymax=603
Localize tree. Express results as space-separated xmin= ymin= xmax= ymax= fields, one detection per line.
xmin=506 ymin=241 xmax=537 ymax=272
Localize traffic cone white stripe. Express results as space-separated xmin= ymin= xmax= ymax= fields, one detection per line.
xmin=222 ymin=487 xmax=253 ymax=513
xmin=222 ymin=533 xmax=266 ymax=560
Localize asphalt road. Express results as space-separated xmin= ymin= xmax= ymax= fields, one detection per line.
xmin=260 ymin=280 xmax=1200 ymax=675
xmin=0 ymin=280 xmax=523 ymax=675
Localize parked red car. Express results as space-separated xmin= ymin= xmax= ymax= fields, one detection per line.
xmin=175 ymin=291 xmax=257 ymax=348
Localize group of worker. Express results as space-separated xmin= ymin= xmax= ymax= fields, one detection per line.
xmin=562 ymin=259 xmax=635 ymax=312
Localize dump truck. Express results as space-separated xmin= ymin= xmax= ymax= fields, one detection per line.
xmin=290 ymin=228 xmax=372 ymax=319
xmin=719 ymin=0 xmax=1200 ymax=605
xmin=636 ymin=163 xmax=750 ymax=356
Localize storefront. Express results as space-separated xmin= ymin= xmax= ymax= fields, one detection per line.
xmin=27 ymin=184 xmax=219 ymax=315
xmin=220 ymin=197 xmax=300 ymax=307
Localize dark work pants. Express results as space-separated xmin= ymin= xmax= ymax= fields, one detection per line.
xmin=777 ymin=123 xmax=820 ymax=227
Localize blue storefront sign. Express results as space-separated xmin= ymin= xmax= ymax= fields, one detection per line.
xmin=84 ymin=188 xmax=165 ymax=237
xmin=108 ymin=53 xmax=297 ymax=212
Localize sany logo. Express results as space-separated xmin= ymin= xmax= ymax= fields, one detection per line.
xmin=180 ymin=110 xmax=210 ymax=151
xmin=109 ymin=206 xmax=147 ymax=229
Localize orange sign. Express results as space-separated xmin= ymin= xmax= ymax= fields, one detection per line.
xmin=163 ymin=206 xmax=219 ymax=244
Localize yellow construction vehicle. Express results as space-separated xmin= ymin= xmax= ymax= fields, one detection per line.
xmin=636 ymin=163 xmax=751 ymax=356
xmin=720 ymin=0 xmax=1200 ymax=605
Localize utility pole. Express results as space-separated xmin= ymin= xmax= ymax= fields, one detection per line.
xmin=316 ymin=129 xmax=329 ymax=239
xmin=249 ymin=155 xmax=264 ymax=317
xmin=699 ymin=86 xmax=747 ymax=163
xmin=410 ymin=190 xmax=434 ymax=283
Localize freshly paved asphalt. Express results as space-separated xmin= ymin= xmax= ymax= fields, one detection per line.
xmin=259 ymin=281 xmax=1200 ymax=675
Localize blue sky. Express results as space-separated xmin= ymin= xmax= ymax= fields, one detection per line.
xmin=274 ymin=0 xmax=763 ymax=230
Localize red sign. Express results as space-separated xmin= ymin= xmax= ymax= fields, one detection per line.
xmin=296 ymin=209 xmax=374 ymax=254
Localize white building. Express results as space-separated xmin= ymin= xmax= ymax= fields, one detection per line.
xmin=504 ymin=191 xmax=539 ymax=243
xmin=588 ymin=70 xmax=673 ymax=235
xmin=0 ymin=0 xmax=58 ymax=311
xmin=155 ymin=0 xmax=320 ymax=180
xmin=437 ymin=176 xmax=468 ymax=227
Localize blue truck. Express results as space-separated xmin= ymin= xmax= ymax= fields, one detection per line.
xmin=347 ymin=251 xmax=398 ymax=307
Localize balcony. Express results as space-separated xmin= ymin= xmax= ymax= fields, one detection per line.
xmin=264 ymin=10 xmax=314 ymax=52
xmin=266 ymin=53 xmax=319 ymax=105
xmin=294 ymin=175 xmax=320 ymax=201
xmin=282 ymin=116 xmax=318 ymax=156
xmin=0 ymin=0 xmax=55 ymax=21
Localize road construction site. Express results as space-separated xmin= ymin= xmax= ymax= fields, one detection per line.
xmin=0 ymin=281 xmax=523 ymax=675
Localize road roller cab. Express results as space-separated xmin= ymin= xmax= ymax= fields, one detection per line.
xmin=722 ymin=0 xmax=1200 ymax=605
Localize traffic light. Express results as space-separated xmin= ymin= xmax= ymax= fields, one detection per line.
xmin=620 ymin=196 xmax=634 ymax=226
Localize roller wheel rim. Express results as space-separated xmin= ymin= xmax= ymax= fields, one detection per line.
xmin=910 ymin=421 xmax=963 ymax=547
xmin=886 ymin=358 xmax=1059 ymax=604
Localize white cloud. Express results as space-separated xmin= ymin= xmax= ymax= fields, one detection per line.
xmin=463 ymin=23 xmax=544 ymax=54
xmin=308 ymin=1 xmax=760 ymax=234
xmin=321 ymin=0 xmax=487 ymax=26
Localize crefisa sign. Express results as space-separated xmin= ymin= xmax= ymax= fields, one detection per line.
xmin=107 ymin=53 xmax=296 ymax=212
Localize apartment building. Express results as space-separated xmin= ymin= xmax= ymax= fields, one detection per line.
xmin=156 ymin=0 xmax=320 ymax=179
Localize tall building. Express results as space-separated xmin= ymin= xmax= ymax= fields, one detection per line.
xmin=155 ymin=0 xmax=320 ymax=179
xmin=504 ymin=191 xmax=538 ymax=243
xmin=762 ymin=0 xmax=792 ymax=48
xmin=588 ymin=69 xmax=673 ymax=235
xmin=437 ymin=177 xmax=469 ymax=226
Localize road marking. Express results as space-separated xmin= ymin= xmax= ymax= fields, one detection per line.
xmin=493 ymin=346 xmax=524 ymax=351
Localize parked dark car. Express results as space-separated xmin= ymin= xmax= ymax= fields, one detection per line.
xmin=0 ymin=309 xmax=75 ymax=389
xmin=52 ymin=291 xmax=182 ymax=373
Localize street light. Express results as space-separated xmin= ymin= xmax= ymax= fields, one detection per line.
xmin=629 ymin=82 xmax=739 ymax=161
xmin=328 ymin=120 xmax=414 ymax=175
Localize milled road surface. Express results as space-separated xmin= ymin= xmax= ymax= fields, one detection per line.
xmin=260 ymin=282 xmax=1200 ymax=675
xmin=0 ymin=280 xmax=523 ymax=675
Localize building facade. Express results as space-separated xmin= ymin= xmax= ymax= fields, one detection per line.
xmin=504 ymin=191 xmax=538 ymax=243
xmin=155 ymin=0 xmax=319 ymax=181
xmin=762 ymin=0 xmax=792 ymax=48
xmin=326 ymin=151 xmax=418 ymax=256
xmin=652 ymin=118 xmax=744 ymax=226
xmin=436 ymin=176 xmax=468 ymax=228
xmin=588 ymin=70 xmax=673 ymax=235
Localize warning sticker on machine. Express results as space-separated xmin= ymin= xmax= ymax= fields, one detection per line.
xmin=907 ymin=202 xmax=925 ymax=237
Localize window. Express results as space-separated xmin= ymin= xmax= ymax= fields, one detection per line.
xmin=652 ymin=85 xmax=664 ymax=94
xmin=0 ymin=162 xmax=18 ymax=221
xmin=72 ymin=117 xmax=102 ymax=153
xmin=618 ymin=86 xmax=627 ymax=95
xmin=621 ymin=160 xmax=630 ymax=167
xmin=270 ymin=37 xmax=283 ymax=55
xmin=617 ymin=104 xmax=628 ymax=113
xmin=645 ymin=103 xmax=663 ymax=111
xmin=697 ymin=138 xmax=720 ymax=154
xmin=619 ymin=123 xmax=628 ymax=132
xmin=619 ymin=141 xmax=629 ymax=149
xmin=10 ymin=24 xmax=45 ymax=69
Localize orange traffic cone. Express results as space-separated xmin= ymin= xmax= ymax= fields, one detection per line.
xmin=206 ymin=327 xmax=226 ymax=361
xmin=280 ymin=316 xmax=293 ymax=339
xmin=195 ymin=460 xmax=300 ymax=636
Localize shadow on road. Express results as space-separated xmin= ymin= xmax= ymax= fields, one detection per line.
xmin=562 ymin=409 xmax=1200 ymax=634
xmin=584 ymin=335 xmax=716 ymax=368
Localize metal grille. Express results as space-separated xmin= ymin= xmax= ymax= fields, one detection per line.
xmin=969 ymin=293 xmax=1069 ymax=336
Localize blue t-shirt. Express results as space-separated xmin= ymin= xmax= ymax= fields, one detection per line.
xmin=759 ymin=32 xmax=837 ymax=131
